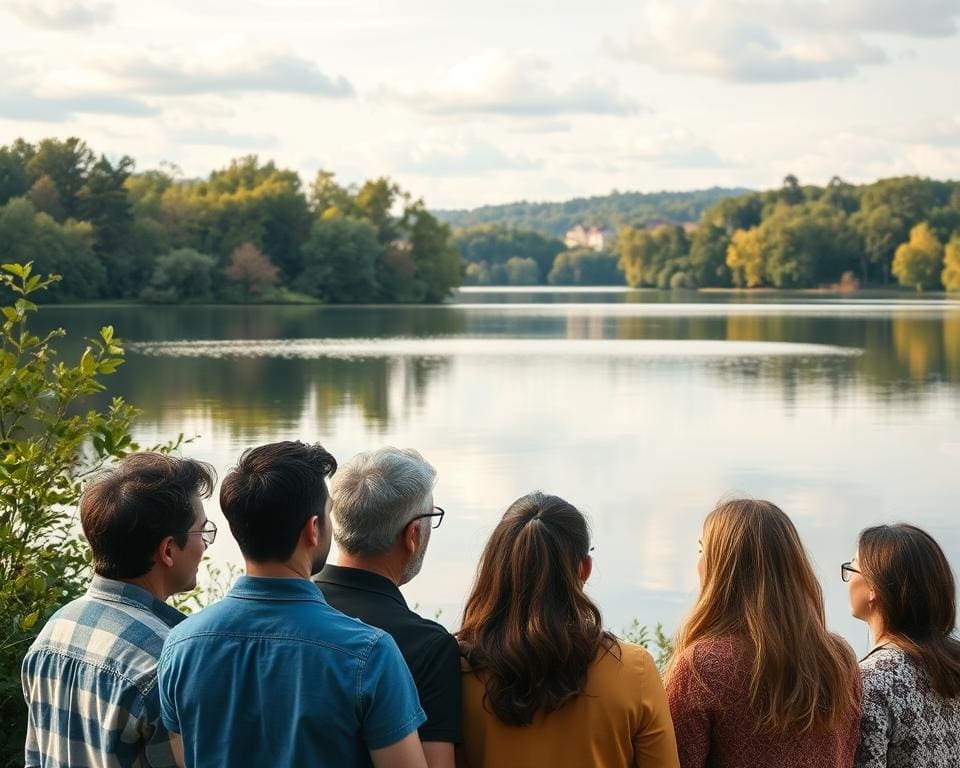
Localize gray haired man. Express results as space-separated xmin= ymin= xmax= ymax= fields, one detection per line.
xmin=314 ymin=448 xmax=460 ymax=768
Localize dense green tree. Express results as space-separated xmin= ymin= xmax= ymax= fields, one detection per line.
xmin=892 ymin=223 xmax=943 ymax=292
xmin=617 ymin=224 xmax=689 ymax=287
xmin=296 ymin=217 xmax=381 ymax=302
xmin=0 ymin=198 xmax=105 ymax=300
xmin=850 ymin=204 xmax=906 ymax=284
xmin=761 ymin=202 xmax=859 ymax=288
xmin=688 ymin=221 xmax=730 ymax=287
xmin=503 ymin=257 xmax=540 ymax=285
xmin=0 ymin=146 xmax=29 ymax=205
xmin=78 ymin=155 xmax=135 ymax=254
xmin=24 ymin=138 xmax=94 ymax=218
xmin=402 ymin=202 xmax=463 ymax=302
xmin=943 ymin=234 xmax=960 ymax=291
xmin=453 ymin=225 xmax=565 ymax=282
xmin=140 ymin=248 xmax=217 ymax=303
xmin=548 ymin=249 xmax=622 ymax=286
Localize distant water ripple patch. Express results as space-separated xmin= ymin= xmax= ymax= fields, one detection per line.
xmin=129 ymin=338 xmax=862 ymax=360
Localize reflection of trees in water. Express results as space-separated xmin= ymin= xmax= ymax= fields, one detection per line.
xmin=111 ymin=354 xmax=453 ymax=437
xmin=612 ymin=311 xmax=960 ymax=397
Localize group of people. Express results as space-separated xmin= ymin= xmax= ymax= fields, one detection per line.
xmin=20 ymin=441 xmax=960 ymax=767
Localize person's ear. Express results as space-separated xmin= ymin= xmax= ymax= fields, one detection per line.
xmin=402 ymin=519 xmax=421 ymax=555
xmin=579 ymin=555 xmax=593 ymax=583
xmin=156 ymin=535 xmax=176 ymax=568
xmin=303 ymin=515 xmax=320 ymax=548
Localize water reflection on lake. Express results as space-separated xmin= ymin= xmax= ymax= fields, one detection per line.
xmin=42 ymin=289 xmax=960 ymax=650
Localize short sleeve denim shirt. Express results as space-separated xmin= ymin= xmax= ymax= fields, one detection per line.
xmin=157 ymin=576 xmax=425 ymax=768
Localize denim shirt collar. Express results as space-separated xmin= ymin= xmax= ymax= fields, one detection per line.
xmin=229 ymin=575 xmax=328 ymax=604
xmin=87 ymin=574 xmax=186 ymax=628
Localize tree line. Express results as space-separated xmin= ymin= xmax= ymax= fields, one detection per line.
xmin=618 ymin=175 xmax=960 ymax=292
xmin=454 ymin=225 xmax=622 ymax=287
xmin=0 ymin=138 xmax=462 ymax=303
xmin=436 ymin=187 xmax=749 ymax=238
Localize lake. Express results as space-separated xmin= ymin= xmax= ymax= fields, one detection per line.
xmin=42 ymin=288 xmax=960 ymax=652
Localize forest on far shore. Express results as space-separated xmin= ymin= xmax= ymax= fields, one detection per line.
xmin=1 ymin=136 xmax=958 ymax=301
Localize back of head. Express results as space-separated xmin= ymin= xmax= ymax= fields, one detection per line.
xmin=80 ymin=452 xmax=216 ymax=579
xmin=858 ymin=523 xmax=960 ymax=697
xmin=331 ymin=447 xmax=436 ymax=555
xmin=458 ymin=492 xmax=614 ymax=726
xmin=668 ymin=498 xmax=858 ymax=734
xmin=219 ymin=441 xmax=337 ymax=562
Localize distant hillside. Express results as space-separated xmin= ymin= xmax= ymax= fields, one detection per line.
xmin=433 ymin=187 xmax=752 ymax=237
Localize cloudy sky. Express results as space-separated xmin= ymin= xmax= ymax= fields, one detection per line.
xmin=1 ymin=0 xmax=959 ymax=208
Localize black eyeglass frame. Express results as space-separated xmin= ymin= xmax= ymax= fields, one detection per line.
xmin=840 ymin=561 xmax=860 ymax=583
xmin=409 ymin=506 xmax=445 ymax=529
xmin=187 ymin=520 xmax=218 ymax=547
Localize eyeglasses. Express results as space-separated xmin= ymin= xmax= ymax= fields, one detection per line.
xmin=840 ymin=561 xmax=860 ymax=582
xmin=409 ymin=506 xmax=445 ymax=529
xmin=187 ymin=520 xmax=218 ymax=547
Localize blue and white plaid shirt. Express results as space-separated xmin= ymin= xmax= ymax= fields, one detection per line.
xmin=21 ymin=575 xmax=187 ymax=768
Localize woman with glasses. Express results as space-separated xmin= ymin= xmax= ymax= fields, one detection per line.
xmin=457 ymin=492 xmax=679 ymax=768
xmin=665 ymin=499 xmax=860 ymax=768
xmin=843 ymin=524 xmax=960 ymax=767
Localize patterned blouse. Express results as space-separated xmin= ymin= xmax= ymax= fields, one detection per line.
xmin=856 ymin=645 xmax=960 ymax=767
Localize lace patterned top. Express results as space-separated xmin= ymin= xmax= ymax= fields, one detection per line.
xmin=855 ymin=645 xmax=960 ymax=767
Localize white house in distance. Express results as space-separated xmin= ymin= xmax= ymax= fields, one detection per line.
xmin=564 ymin=224 xmax=613 ymax=251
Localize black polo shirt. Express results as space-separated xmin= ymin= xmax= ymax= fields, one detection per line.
xmin=314 ymin=564 xmax=461 ymax=744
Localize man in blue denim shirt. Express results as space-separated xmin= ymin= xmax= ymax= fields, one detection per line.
xmin=21 ymin=453 xmax=217 ymax=768
xmin=158 ymin=441 xmax=428 ymax=768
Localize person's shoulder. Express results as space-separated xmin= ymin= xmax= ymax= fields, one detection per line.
xmin=684 ymin=635 xmax=747 ymax=681
xmin=607 ymin=641 xmax=659 ymax=682
xmin=860 ymin=646 xmax=910 ymax=683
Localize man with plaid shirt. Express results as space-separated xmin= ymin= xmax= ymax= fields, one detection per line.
xmin=21 ymin=453 xmax=216 ymax=768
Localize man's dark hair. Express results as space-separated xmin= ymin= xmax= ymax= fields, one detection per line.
xmin=220 ymin=441 xmax=337 ymax=562
xmin=80 ymin=453 xmax=216 ymax=579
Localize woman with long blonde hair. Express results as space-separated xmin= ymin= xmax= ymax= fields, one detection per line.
xmin=665 ymin=499 xmax=861 ymax=767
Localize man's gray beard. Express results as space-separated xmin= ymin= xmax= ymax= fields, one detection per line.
xmin=399 ymin=540 xmax=427 ymax=586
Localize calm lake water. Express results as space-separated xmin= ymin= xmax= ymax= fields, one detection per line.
xmin=43 ymin=288 xmax=960 ymax=651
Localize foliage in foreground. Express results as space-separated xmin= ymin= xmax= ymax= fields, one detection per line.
xmin=621 ymin=619 xmax=674 ymax=675
xmin=0 ymin=262 xmax=172 ymax=766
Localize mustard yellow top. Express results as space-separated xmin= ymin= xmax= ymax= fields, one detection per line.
xmin=460 ymin=642 xmax=680 ymax=768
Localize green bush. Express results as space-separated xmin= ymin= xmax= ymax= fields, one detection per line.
xmin=0 ymin=262 xmax=158 ymax=766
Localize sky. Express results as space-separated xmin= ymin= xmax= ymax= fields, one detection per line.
xmin=1 ymin=0 xmax=959 ymax=209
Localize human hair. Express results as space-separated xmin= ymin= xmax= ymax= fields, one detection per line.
xmin=857 ymin=524 xmax=960 ymax=698
xmin=331 ymin=447 xmax=436 ymax=555
xmin=666 ymin=498 xmax=859 ymax=735
xmin=457 ymin=492 xmax=617 ymax=726
xmin=80 ymin=452 xmax=216 ymax=579
xmin=219 ymin=441 xmax=337 ymax=562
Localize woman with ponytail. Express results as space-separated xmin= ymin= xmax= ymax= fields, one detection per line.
xmin=457 ymin=492 xmax=679 ymax=768
xmin=844 ymin=524 xmax=960 ymax=767
xmin=665 ymin=499 xmax=861 ymax=767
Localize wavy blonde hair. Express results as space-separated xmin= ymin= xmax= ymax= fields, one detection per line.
xmin=666 ymin=498 xmax=858 ymax=734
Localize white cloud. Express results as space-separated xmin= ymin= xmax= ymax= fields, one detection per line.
xmin=0 ymin=58 xmax=155 ymax=121
xmin=891 ymin=114 xmax=960 ymax=147
xmin=383 ymin=49 xmax=641 ymax=117
xmin=390 ymin=131 xmax=542 ymax=177
xmin=5 ymin=0 xmax=114 ymax=30
xmin=105 ymin=48 xmax=354 ymax=98
xmin=171 ymin=125 xmax=279 ymax=150
xmin=622 ymin=1 xmax=890 ymax=83
xmin=771 ymin=0 xmax=960 ymax=38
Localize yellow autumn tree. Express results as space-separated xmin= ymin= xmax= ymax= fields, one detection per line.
xmin=725 ymin=227 xmax=765 ymax=287
xmin=942 ymin=233 xmax=960 ymax=291
xmin=892 ymin=222 xmax=942 ymax=292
